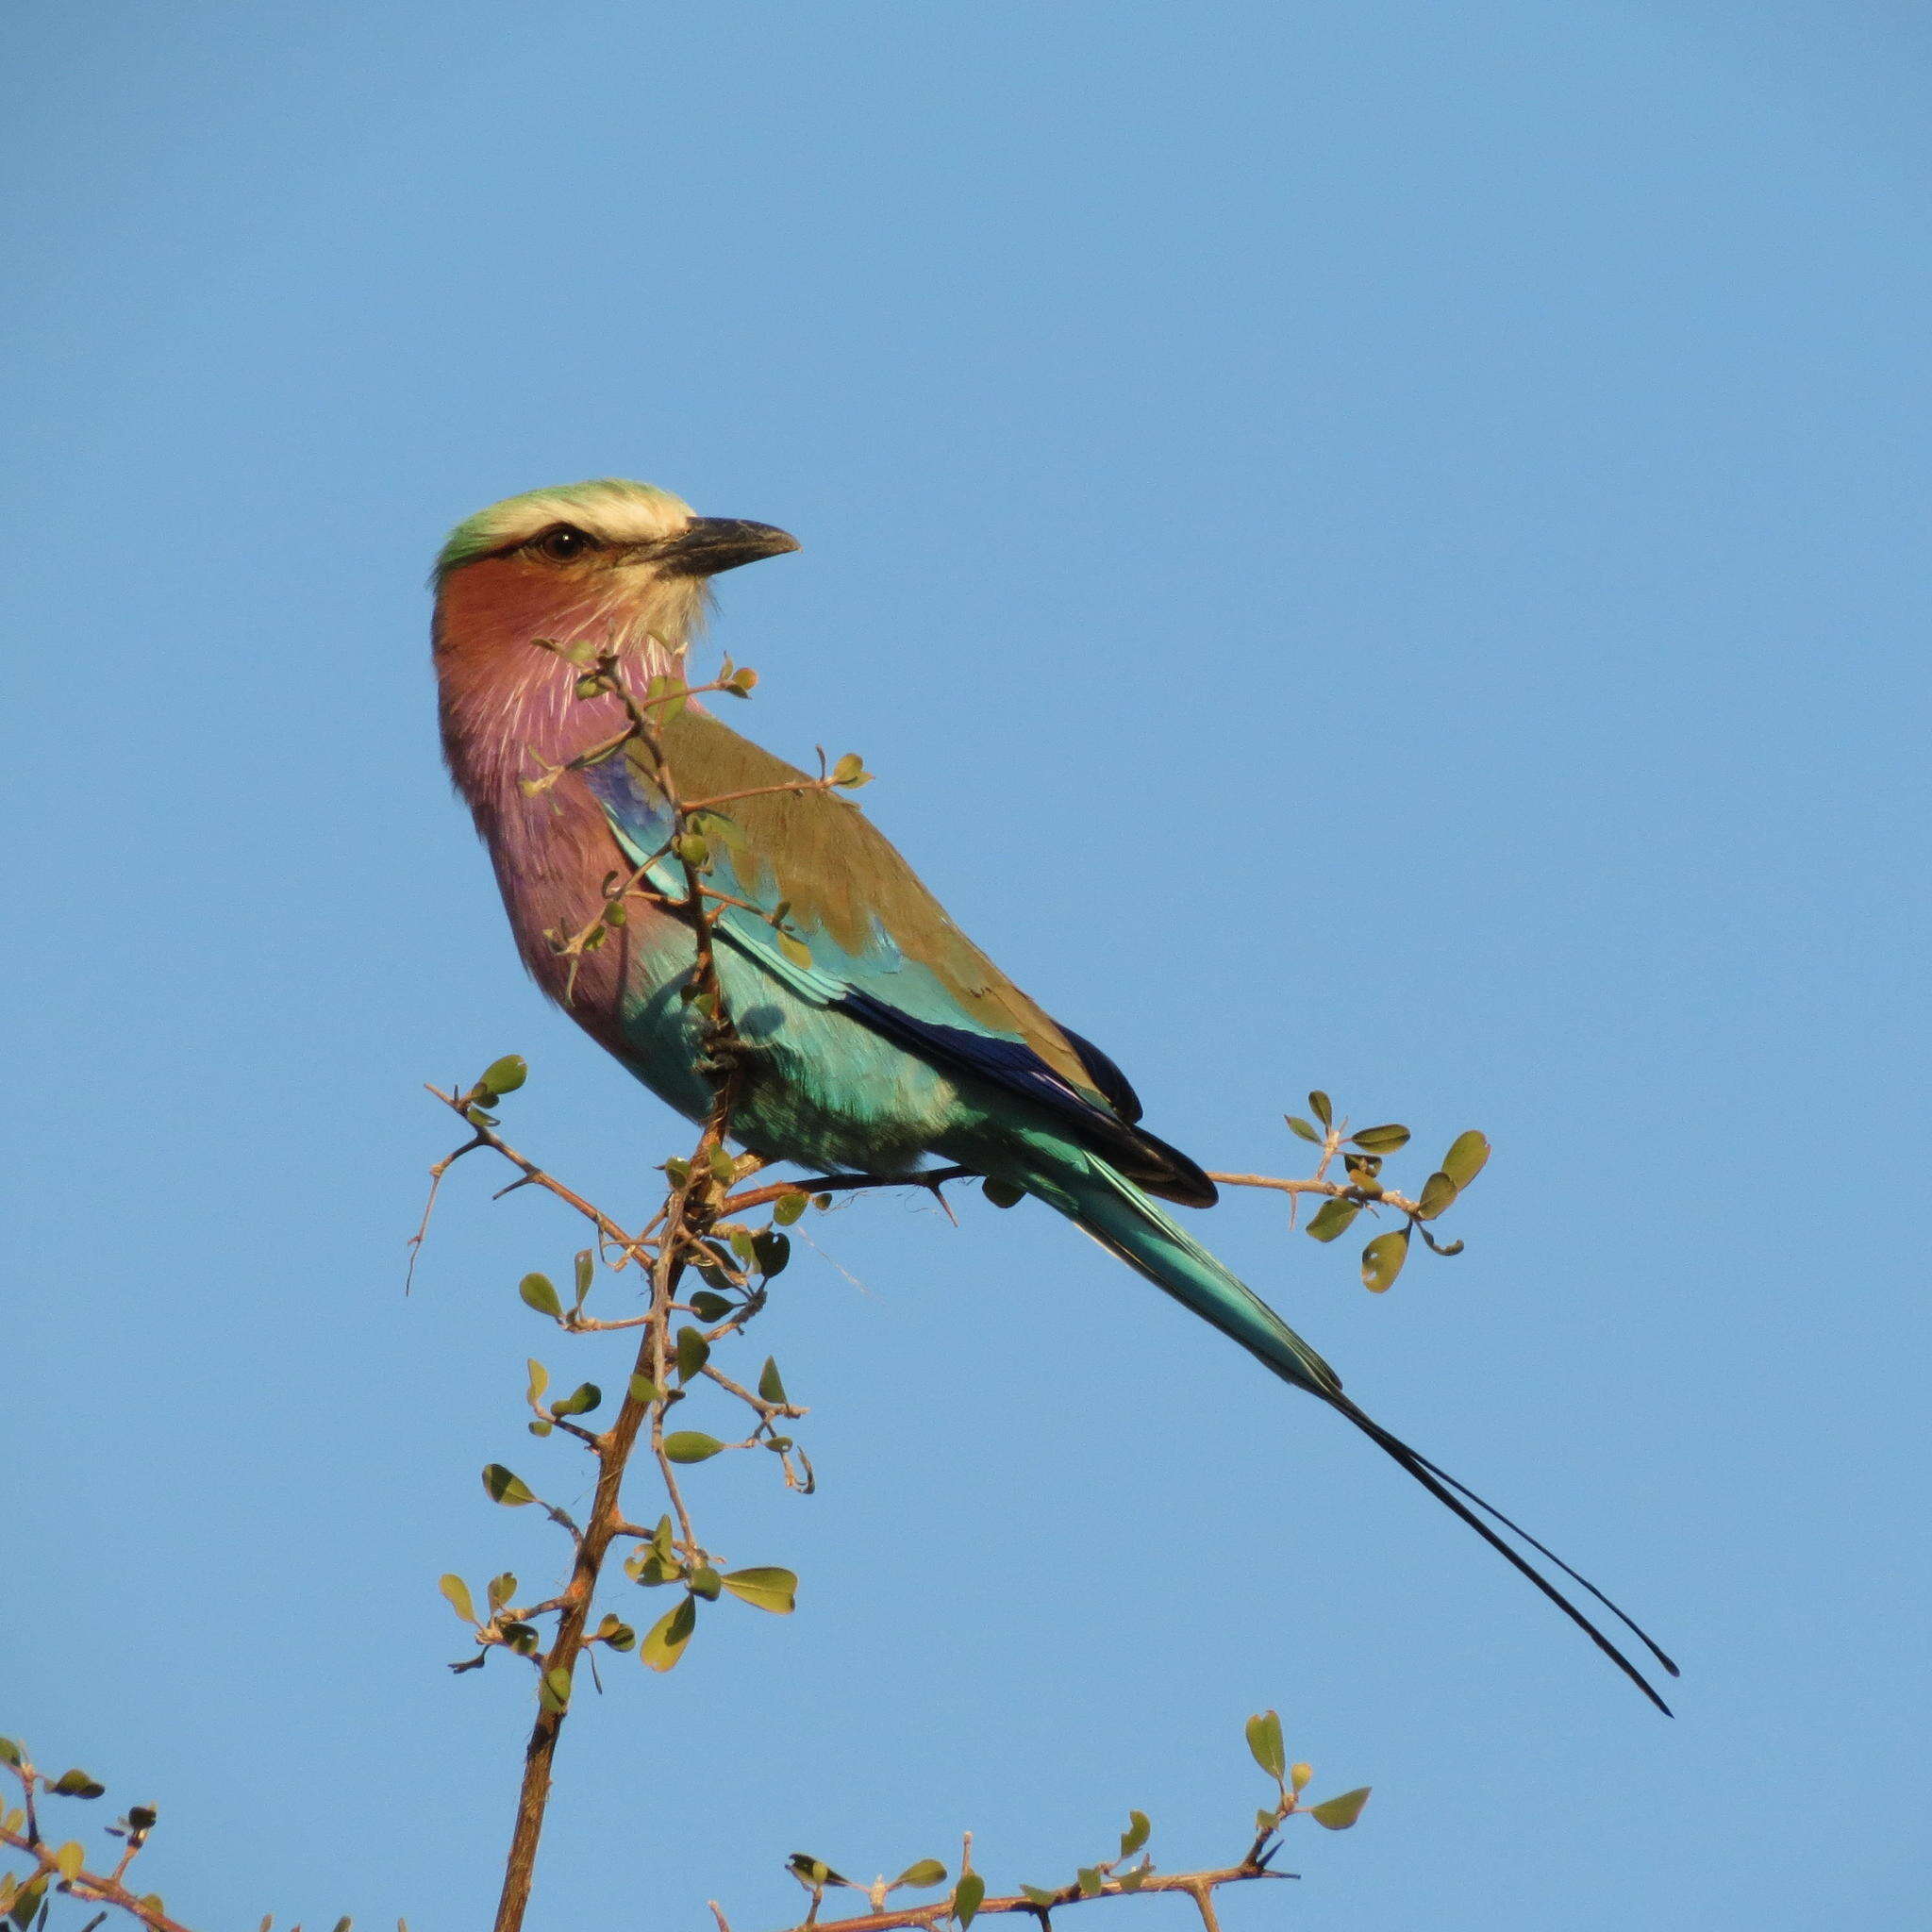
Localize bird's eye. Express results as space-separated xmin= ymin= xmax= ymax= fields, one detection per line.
xmin=532 ymin=526 xmax=594 ymax=561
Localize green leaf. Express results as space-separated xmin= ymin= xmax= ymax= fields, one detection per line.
xmin=675 ymin=1326 xmax=711 ymax=1384
xmin=439 ymin=1574 xmax=476 ymax=1624
xmin=519 ymin=1273 xmax=561 ymax=1318
xmin=1441 ymin=1130 xmax=1491 ymax=1191
xmin=480 ymin=1055 xmax=527 ymax=1095
xmin=53 ymin=1842 xmax=84 ymax=1882
xmin=831 ymin=751 xmax=867 ymax=786
xmin=1076 ymin=1869 xmax=1104 ymax=1898
xmin=1118 ymin=1865 xmax=1150 ymax=1893
xmin=596 ymin=1613 xmax=636 ymax=1652
xmin=953 ymin=1872 xmax=986 ymax=1927
xmin=49 ymin=1771 xmax=105 ymax=1799
xmin=788 ymin=1855 xmax=848 ymax=1888
xmin=982 ymin=1177 xmax=1025 ymax=1208
xmin=1286 ymin=1115 xmax=1323 ymax=1143
xmin=1417 ymin=1172 xmax=1458 ymax=1220
xmin=1019 ymin=1887 xmax=1058 ymax=1909
xmin=641 ymin=1594 xmax=697 ymax=1672
xmin=722 ymin=1566 xmax=798 ymax=1613
xmin=1308 ymin=1090 xmax=1333 ymax=1127
xmin=758 ymin=1357 xmax=789 ymax=1404
xmin=527 ymin=1419 xmax=553 ymax=1437
xmin=1309 ymin=1787 xmax=1372 ymax=1830
xmin=573 ymin=1249 xmax=593 ymax=1307
xmin=893 ymin=1860 xmax=947 ymax=1890
xmin=1245 ymin=1709 xmax=1287 ymax=1782
xmin=0 ymin=1739 xmax=20 ymax=1766
xmin=752 ymin=1228 xmax=791 ymax=1278
xmin=1291 ymin=1761 xmax=1313 ymax=1793
xmin=628 ymin=1374 xmax=663 ymax=1407
xmin=482 ymin=1464 xmax=536 ymax=1506
xmin=662 ymin=1431 xmax=725 ymax=1464
xmin=708 ymin=1144 xmax=737 ymax=1185
xmin=1304 ymin=1198 xmax=1360 ymax=1242
xmin=774 ymin=1189 xmax=808 ymax=1225
xmin=1120 ymin=1809 xmax=1151 ymax=1857
xmin=689 ymin=1291 xmax=733 ymax=1322
xmin=525 ymin=1357 xmax=550 ymax=1404
xmin=663 ymin=1157 xmax=691 ymax=1186
xmin=1361 ymin=1229 xmax=1409 ymax=1293
xmin=552 ymin=1382 xmax=602 ymax=1418
xmin=539 ymin=1666 xmax=572 ymax=1712
xmin=1350 ymin=1123 xmax=1411 ymax=1153
xmin=488 ymin=1573 xmax=517 ymax=1612
xmin=690 ymin=1565 xmax=724 ymax=1602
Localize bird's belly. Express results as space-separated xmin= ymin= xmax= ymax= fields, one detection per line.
xmin=609 ymin=928 xmax=966 ymax=1175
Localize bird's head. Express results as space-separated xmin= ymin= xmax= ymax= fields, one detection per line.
xmin=431 ymin=477 xmax=799 ymax=675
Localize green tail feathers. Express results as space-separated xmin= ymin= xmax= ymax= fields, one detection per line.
xmin=1047 ymin=1156 xmax=1344 ymax=1400
xmin=1010 ymin=1141 xmax=1681 ymax=1715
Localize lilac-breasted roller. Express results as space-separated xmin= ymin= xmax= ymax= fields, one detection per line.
xmin=433 ymin=477 xmax=1676 ymax=1711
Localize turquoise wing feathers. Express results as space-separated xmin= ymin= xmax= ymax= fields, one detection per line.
xmin=582 ymin=708 xmax=1215 ymax=1204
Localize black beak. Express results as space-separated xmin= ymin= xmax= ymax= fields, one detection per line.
xmin=655 ymin=517 xmax=801 ymax=577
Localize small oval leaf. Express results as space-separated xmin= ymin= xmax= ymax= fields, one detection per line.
xmin=1286 ymin=1115 xmax=1322 ymax=1143
xmin=675 ymin=1326 xmax=711 ymax=1383
xmin=1441 ymin=1131 xmax=1491 ymax=1191
xmin=1309 ymin=1787 xmax=1372 ymax=1830
xmin=481 ymin=1055 xmax=527 ymax=1095
xmin=662 ymin=1431 xmax=725 ymax=1464
xmin=1361 ymin=1230 xmax=1409 ymax=1292
xmin=954 ymin=1873 xmax=986 ymax=1928
xmin=722 ymin=1566 xmax=798 ymax=1613
xmin=1304 ymin=1198 xmax=1360 ymax=1243
xmin=482 ymin=1464 xmax=536 ymax=1506
xmin=439 ymin=1574 xmax=476 ymax=1624
xmin=642 ymin=1595 xmax=697 ymax=1672
xmin=1417 ymin=1172 xmax=1458 ymax=1220
xmin=1349 ymin=1123 xmax=1411 ymax=1154
xmin=893 ymin=1860 xmax=947 ymax=1890
xmin=1245 ymin=1709 xmax=1287 ymax=1781
xmin=1308 ymin=1090 xmax=1333 ymax=1127
xmin=519 ymin=1274 xmax=562 ymax=1318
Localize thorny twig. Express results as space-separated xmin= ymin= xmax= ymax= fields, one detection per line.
xmin=0 ymin=1754 xmax=192 ymax=1932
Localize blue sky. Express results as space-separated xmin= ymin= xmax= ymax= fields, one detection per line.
xmin=6 ymin=4 xmax=1928 ymax=1927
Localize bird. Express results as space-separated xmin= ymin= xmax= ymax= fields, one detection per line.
xmin=433 ymin=476 xmax=1677 ymax=1712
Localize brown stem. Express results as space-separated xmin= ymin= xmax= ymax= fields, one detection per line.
xmin=1206 ymin=1171 xmax=1424 ymax=1218
xmin=491 ymin=1196 xmax=693 ymax=1932
xmin=760 ymin=1861 xmax=1291 ymax=1932
xmin=0 ymin=1820 xmax=197 ymax=1932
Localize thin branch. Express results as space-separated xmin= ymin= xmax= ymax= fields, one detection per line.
xmin=761 ymin=1862 xmax=1294 ymax=1932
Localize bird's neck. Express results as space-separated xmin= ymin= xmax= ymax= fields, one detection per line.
xmin=434 ymin=561 xmax=693 ymax=825
xmin=432 ymin=561 xmax=696 ymax=1018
